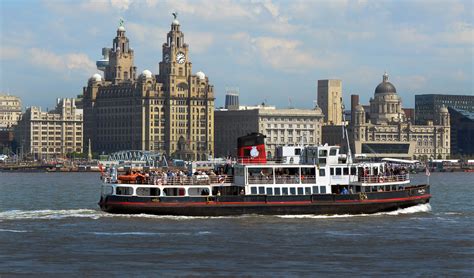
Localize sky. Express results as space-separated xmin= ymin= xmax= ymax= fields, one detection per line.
xmin=0 ymin=0 xmax=473 ymax=110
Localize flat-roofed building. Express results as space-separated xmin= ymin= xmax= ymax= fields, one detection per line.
xmin=215 ymin=107 xmax=324 ymax=158
xmin=317 ymin=79 xmax=342 ymax=125
xmin=415 ymin=94 xmax=474 ymax=125
xmin=0 ymin=94 xmax=22 ymax=129
xmin=14 ymin=98 xmax=83 ymax=159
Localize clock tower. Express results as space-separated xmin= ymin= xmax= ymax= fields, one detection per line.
xmin=157 ymin=13 xmax=215 ymax=160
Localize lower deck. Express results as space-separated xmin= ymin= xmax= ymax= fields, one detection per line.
xmin=99 ymin=185 xmax=430 ymax=216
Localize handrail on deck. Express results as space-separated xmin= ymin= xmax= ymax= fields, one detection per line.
xmin=107 ymin=175 xmax=234 ymax=186
xmin=358 ymin=174 xmax=408 ymax=184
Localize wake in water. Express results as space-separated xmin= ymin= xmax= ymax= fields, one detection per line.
xmin=277 ymin=203 xmax=432 ymax=219
xmin=0 ymin=209 xmax=247 ymax=221
xmin=0 ymin=204 xmax=432 ymax=221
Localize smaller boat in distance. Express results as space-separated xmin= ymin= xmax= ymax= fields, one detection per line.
xmin=99 ymin=133 xmax=430 ymax=216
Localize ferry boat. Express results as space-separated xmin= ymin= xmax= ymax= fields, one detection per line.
xmin=98 ymin=133 xmax=430 ymax=216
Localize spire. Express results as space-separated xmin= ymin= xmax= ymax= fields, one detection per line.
xmin=383 ymin=72 xmax=389 ymax=82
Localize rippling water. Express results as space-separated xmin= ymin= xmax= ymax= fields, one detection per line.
xmin=0 ymin=172 xmax=473 ymax=276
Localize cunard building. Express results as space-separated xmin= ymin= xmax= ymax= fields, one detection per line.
xmin=82 ymin=16 xmax=215 ymax=160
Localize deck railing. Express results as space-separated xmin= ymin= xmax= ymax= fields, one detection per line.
xmin=110 ymin=175 xmax=234 ymax=186
xmin=358 ymin=174 xmax=408 ymax=184
xmin=247 ymin=175 xmax=317 ymax=185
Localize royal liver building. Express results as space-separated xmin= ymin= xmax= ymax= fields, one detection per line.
xmin=82 ymin=16 xmax=215 ymax=160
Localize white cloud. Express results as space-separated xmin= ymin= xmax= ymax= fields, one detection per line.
xmin=228 ymin=32 xmax=341 ymax=72
xmin=110 ymin=0 xmax=132 ymax=10
xmin=28 ymin=48 xmax=96 ymax=76
xmin=185 ymin=32 xmax=215 ymax=53
xmin=0 ymin=46 xmax=22 ymax=60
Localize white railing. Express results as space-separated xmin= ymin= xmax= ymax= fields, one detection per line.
xmin=108 ymin=175 xmax=234 ymax=186
xmin=358 ymin=174 xmax=409 ymax=184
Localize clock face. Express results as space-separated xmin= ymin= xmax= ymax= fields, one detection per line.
xmin=176 ymin=52 xmax=186 ymax=64
xmin=164 ymin=54 xmax=170 ymax=63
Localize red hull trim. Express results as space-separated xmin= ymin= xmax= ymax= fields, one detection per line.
xmin=104 ymin=194 xmax=431 ymax=207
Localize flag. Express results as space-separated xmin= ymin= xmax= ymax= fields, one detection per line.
xmin=98 ymin=163 xmax=104 ymax=174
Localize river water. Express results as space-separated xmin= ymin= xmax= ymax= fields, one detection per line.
xmin=0 ymin=172 xmax=472 ymax=276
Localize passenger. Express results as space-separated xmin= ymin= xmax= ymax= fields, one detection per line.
xmin=217 ymin=190 xmax=221 ymax=196
xmin=240 ymin=189 xmax=245 ymax=195
xmin=349 ymin=186 xmax=354 ymax=194
xmin=341 ymin=187 xmax=349 ymax=195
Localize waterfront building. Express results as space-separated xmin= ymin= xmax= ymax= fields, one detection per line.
xmin=224 ymin=89 xmax=240 ymax=110
xmin=415 ymin=94 xmax=474 ymax=125
xmin=317 ymin=79 xmax=342 ymax=125
xmin=350 ymin=73 xmax=450 ymax=160
xmin=14 ymin=98 xmax=83 ymax=159
xmin=448 ymin=107 xmax=474 ymax=156
xmin=214 ymin=106 xmax=324 ymax=158
xmin=0 ymin=94 xmax=22 ymax=129
xmin=82 ymin=16 xmax=215 ymax=160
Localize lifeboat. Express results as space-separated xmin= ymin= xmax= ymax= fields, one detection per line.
xmin=118 ymin=173 xmax=145 ymax=183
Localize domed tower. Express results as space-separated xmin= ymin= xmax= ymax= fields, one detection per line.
xmin=102 ymin=19 xmax=137 ymax=84
xmin=369 ymin=72 xmax=405 ymax=124
xmin=436 ymin=105 xmax=450 ymax=126
xmin=354 ymin=105 xmax=366 ymax=126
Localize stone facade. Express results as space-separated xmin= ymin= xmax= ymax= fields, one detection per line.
xmin=317 ymin=79 xmax=342 ymax=125
xmin=350 ymin=73 xmax=450 ymax=160
xmin=82 ymin=17 xmax=214 ymax=160
xmin=14 ymin=98 xmax=83 ymax=159
xmin=215 ymin=107 xmax=324 ymax=158
xmin=0 ymin=94 xmax=22 ymax=129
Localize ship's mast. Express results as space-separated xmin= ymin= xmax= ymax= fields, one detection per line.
xmin=341 ymin=98 xmax=353 ymax=163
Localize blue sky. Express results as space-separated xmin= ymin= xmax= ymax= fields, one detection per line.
xmin=1 ymin=0 xmax=472 ymax=110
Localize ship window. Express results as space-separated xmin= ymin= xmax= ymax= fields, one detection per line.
xmin=343 ymin=168 xmax=349 ymax=175
xmin=312 ymin=186 xmax=319 ymax=194
xmin=274 ymin=188 xmax=281 ymax=195
xmin=351 ymin=167 xmax=357 ymax=175
xmin=329 ymin=148 xmax=337 ymax=156
xmin=136 ymin=187 xmax=161 ymax=197
xmin=305 ymin=187 xmax=311 ymax=194
xmin=319 ymin=169 xmax=326 ymax=176
xmin=336 ymin=168 xmax=341 ymax=175
xmin=251 ymin=187 xmax=257 ymax=194
xmin=266 ymin=188 xmax=273 ymax=195
xmin=188 ymin=187 xmax=210 ymax=196
xmin=320 ymin=186 xmax=327 ymax=194
xmin=330 ymin=168 xmax=334 ymax=175
xmin=297 ymin=187 xmax=304 ymax=195
xmin=290 ymin=188 xmax=296 ymax=195
xmin=258 ymin=186 xmax=265 ymax=194
xmin=282 ymin=188 xmax=289 ymax=195
xmin=319 ymin=150 xmax=327 ymax=157
xmin=116 ymin=186 xmax=133 ymax=196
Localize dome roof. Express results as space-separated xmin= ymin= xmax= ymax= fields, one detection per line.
xmin=92 ymin=73 xmax=102 ymax=82
xmin=196 ymin=71 xmax=206 ymax=80
xmin=355 ymin=104 xmax=365 ymax=112
xmin=172 ymin=19 xmax=179 ymax=25
xmin=375 ymin=72 xmax=397 ymax=94
xmin=142 ymin=69 xmax=152 ymax=78
xmin=313 ymin=106 xmax=323 ymax=114
xmin=439 ymin=105 xmax=448 ymax=113
xmin=118 ymin=25 xmax=125 ymax=32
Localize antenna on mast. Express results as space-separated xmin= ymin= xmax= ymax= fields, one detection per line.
xmin=341 ymin=98 xmax=353 ymax=163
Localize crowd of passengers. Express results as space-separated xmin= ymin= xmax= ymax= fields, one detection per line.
xmin=104 ymin=168 xmax=229 ymax=185
xmin=359 ymin=164 xmax=408 ymax=182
